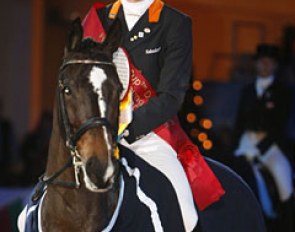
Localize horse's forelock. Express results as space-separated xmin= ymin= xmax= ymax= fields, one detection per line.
xmin=62 ymin=42 xmax=112 ymax=71
xmin=69 ymin=39 xmax=106 ymax=57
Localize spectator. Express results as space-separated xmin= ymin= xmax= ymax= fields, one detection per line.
xmin=20 ymin=112 xmax=52 ymax=185
xmin=0 ymin=99 xmax=18 ymax=186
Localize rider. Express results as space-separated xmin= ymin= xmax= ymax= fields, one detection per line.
xmin=83 ymin=1 xmax=225 ymax=231
xmin=234 ymin=43 xmax=293 ymax=230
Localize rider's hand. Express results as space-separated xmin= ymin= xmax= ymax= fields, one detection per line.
xmin=244 ymin=147 xmax=261 ymax=162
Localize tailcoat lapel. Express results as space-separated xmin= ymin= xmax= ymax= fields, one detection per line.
xmin=119 ymin=11 xmax=161 ymax=52
xmin=104 ymin=0 xmax=164 ymax=52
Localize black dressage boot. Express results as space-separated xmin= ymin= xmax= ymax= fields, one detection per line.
xmin=278 ymin=196 xmax=294 ymax=232
xmin=192 ymin=222 xmax=203 ymax=232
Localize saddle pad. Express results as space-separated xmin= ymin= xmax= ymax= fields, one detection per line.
xmin=112 ymin=145 xmax=185 ymax=232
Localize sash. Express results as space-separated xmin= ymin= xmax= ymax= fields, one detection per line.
xmin=82 ymin=5 xmax=225 ymax=210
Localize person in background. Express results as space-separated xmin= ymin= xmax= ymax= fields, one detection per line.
xmin=0 ymin=99 xmax=19 ymax=186
xmin=20 ymin=112 xmax=52 ymax=185
xmin=234 ymin=44 xmax=294 ymax=232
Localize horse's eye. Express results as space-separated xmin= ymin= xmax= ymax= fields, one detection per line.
xmin=64 ymin=87 xmax=71 ymax=95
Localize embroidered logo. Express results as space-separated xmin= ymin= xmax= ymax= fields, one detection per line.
xmin=145 ymin=47 xmax=161 ymax=54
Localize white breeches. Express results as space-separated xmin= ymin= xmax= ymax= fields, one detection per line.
xmin=235 ymin=131 xmax=293 ymax=201
xmin=259 ymin=144 xmax=293 ymax=201
xmin=120 ymin=132 xmax=198 ymax=232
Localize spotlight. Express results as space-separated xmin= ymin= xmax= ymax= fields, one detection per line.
xmin=203 ymin=140 xmax=213 ymax=150
xmin=198 ymin=132 xmax=207 ymax=142
xmin=193 ymin=80 xmax=203 ymax=91
xmin=200 ymin=119 xmax=213 ymax=129
xmin=193 ymin=95 xmax=204 ymax=106
xmin=187 ymin=113 xmax=197 ymax=123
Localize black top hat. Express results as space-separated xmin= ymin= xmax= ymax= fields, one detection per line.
xmin=254 ymin=44 xmax=280 ymax=61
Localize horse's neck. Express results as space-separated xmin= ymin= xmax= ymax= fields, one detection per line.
xmin=42 ymin=107 xmax=119 ymax=231
xmin=45 ymin=119 xmax=69 ymax=178
xmin=41 ymin=186 xmax=119 ymax=231
xmin=45 ymin=103 xmax=72 ymax=180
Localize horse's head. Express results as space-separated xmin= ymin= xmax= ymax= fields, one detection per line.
xmin=58 ymin=18 xmax=122 ymax=192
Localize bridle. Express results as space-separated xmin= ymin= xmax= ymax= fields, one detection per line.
xmin=39 ymin=59 xmax=118 ymax=192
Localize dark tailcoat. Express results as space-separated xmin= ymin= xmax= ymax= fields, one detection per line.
xmin=96 ymin=1 xmax=192 ymax=143
xmin=234 ymin=78 xmax=292 ymax=155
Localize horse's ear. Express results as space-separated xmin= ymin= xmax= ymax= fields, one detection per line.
xmin=65 ymin=17 xmax=83 ymax=54
xmin=102 ymin=18 xmax=122 ymax=54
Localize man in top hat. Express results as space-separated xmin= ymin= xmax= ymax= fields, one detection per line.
xmin=234 ymin=43 xmax=293 ymax=230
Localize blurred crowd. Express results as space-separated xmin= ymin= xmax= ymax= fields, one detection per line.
xmin=0 ymin=110 xmax=52 ymax=187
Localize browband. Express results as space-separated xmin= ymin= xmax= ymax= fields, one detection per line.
xmin=60 ymin=59 xmax=115 ymax=71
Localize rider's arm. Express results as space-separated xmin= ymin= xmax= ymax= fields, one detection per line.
xmin=125 ymin=16 xmax=192 ymax=143
xmin=257 ymin=84 xmax=292 ymax=154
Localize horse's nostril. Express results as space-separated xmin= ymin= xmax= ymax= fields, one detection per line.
xmin=85 ymin=156 xmax=117 ymax=190
xmin=86 ymin=157 xmax=99 ymax=170
xmin=86 ymin=157 xmax=103 ymax=174
xmin=86 ymin=157 xmax=106 ymax=187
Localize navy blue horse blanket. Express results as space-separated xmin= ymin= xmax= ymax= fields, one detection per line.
xmin=21 ymin=145 xmax=186 ymax=232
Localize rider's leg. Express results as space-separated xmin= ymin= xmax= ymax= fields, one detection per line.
xmin=258 ymin=144 xmax=293 ymax=202
xmin=278 ymin=196 xmax=294 ymax=232
xmin=121 ymin=132 xmax=198 ymax=232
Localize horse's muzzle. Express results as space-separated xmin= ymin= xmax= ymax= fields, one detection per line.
xmin=83 ymin=156 xmax=118 ymax=192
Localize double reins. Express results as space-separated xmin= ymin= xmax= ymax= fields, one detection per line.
xmin=39 ymin=59 xmax=117 ymax=191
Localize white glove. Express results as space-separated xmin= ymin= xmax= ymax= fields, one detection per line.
xmin=235 ymin=146 xmax=260 ymax=161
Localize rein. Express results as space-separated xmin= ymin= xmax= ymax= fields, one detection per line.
xmin=40 ymin=59 xmax=117 ymax=191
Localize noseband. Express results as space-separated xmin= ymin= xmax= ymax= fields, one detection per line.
xmin=40 ymin=59 xmax=118 ymax=192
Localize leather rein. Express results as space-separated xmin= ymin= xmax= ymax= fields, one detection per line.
xmin=39 ymin=59 xmax=117 ymax=191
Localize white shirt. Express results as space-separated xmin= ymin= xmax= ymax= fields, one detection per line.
xmin=255 ymin=75 xmax=275 ymax=98
xmin=121 ymin=0 xmax=154 ymax=31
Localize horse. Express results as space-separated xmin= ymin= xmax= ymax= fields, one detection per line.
xmin=18 ymin=18 xmax=266 ymax=232
xmin=226 ymin=155 xmax=294 ymax=232
xmin=16 ymin=18 xmax=123 ymax=232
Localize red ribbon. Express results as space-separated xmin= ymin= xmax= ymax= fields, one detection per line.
xmin=82 ymin=4 xmax=225 ymax=210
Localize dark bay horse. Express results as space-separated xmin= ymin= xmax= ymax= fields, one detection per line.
xmin=32 ymin=19 xmax=123 ymax=231
xmin=18 ymin=18 xmax=267 ymax=232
